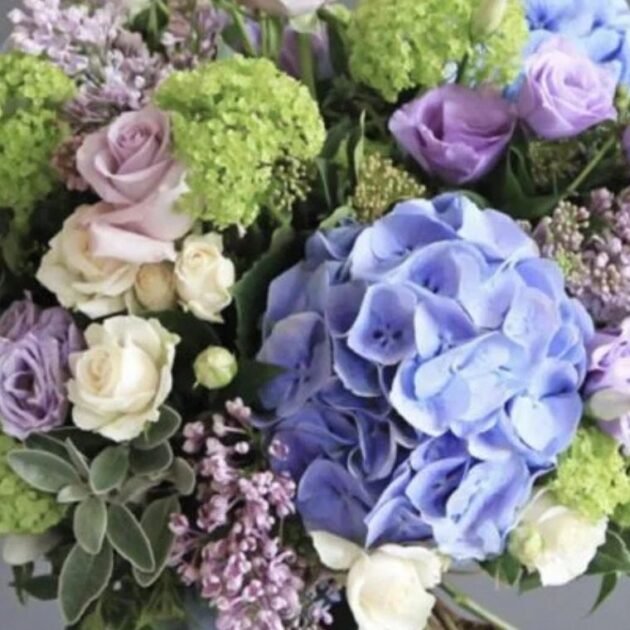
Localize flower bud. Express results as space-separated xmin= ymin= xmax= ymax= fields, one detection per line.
xmin=134 ymin=262 xmax=177 ymax=312
xmin=471 ymin=0 xmax=507 ymax=40
xmin=194 ymin=346 xmax=238 ymax=390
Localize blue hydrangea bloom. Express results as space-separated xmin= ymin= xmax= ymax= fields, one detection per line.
xmin=524 ymin=0 xmax=630 ymax=84
xmin=257 ymin=194 xmax=593 ymax=560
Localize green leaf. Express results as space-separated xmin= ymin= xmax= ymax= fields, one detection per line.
xmin=132 ymin=406 xmax=182 ymax=451
xmin=21 ymin=574 xmax=58 ymax=601
xmin=590 ymin=573 xmax=619 ymax=615
xmin=348 ymin=110 xmax=366 ymax=182
xmin=59 ymin=542 xmax=113 ymax=625
xmin=167 ymin=458 xmax=196 ymax=496
xmin=224 ymin=359 xmax=284 ymax=406
xmin=57 ymin=483 xmax=91 ymax=504
xmin=89 ymin=445 xmax=130 ymax=494
xmin=518 ymin=572 xmax=542 ymax=593
xmin=133 ymin=496 xmax=180 ymax=587
xmin=74 ymin=497 xmax=107 ymax=555
xmin=117 ymin=475 xmax=163 ymax=505
xmin=588 ymin=530 xmax=630 ymax=574
xmin=232 ymin=226 xmax=303 ymax=357
xmin=65 ymin=439 xmax=91 ymax=478
xmin=106 ymin=504 xmax=155 ymax=573
xmin=8 ymin=449 xmax=80 ymax=493
xmin=481 ymin=552 xmax=522 ymax=586
xmin=130 ymin=442 xmax=173 ymax=476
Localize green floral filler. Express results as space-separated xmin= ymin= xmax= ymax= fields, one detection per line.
xmin=552 ymin=428 xmax=630 ymax=521
xmin=155 ymin=57 xmax=326 ymax=229
xmin=465 ymin=0 xmax=528 ymax=86
xmin=348 ymin=0 xmax=472 ymax=102
xmin=0 ymin=434 xmax=65 ymax=535
xmin=0 ymin=53 xmax=74 ymax=223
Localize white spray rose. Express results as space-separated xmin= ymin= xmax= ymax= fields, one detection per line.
xmin=36 ymin=205 xmax=138 ymax=319
xmin=311 ymin=531 xmax=443 ymax=630
xmin=67 ymin=316 xmax=179 ymax=442
xmin=134 ymin=262 xmax=177 ymax=312
xmin=509 ymin=490 xmax=607 ymax=587
xmin=175 ymin=233 xmax=235 ymax=323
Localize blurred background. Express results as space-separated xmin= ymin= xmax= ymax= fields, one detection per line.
xmin=0 ymin=0 xmax=629 ymax=628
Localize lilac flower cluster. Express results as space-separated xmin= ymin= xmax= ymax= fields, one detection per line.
xmin=0 ymin=297 xmax=83 ymax=439
xmin=534 ymin=189 xmax=630 ymax=326
xmin=170 ymin=400 xmax=337 ymax=630
xmin=257 ymin=194 xmax=593 ymax=560
xmin=10 ymin=0 xmax=166 ymax=129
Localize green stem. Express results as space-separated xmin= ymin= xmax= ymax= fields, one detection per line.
xmin=456 ymin=53 xmax=470 ymax=84
xmin=565 ymin=134 xmax=617 ymax=196
xmin=440 ymin=583 xmax=518 ymax=630
xmin=297 ymin=31 xmax=317 ymax=98
xmin=229 ymin=7 xmax=256 ymax=57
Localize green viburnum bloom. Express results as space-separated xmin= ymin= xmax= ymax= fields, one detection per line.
xmin=552 ymin=428 xmax=630 ymax=522
xmin=348 ymin=0 xmax=527 ymax=102
xmin=0 ymin=434 xmax=66 ymax=535
xmin=155 ymin=56 xmax=325 ymax=229
xmin=0 ymin=52 xmax=75 ymax=224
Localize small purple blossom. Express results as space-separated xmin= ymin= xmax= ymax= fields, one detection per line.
xmin=0 ymin=298 xmax=84 ymax=439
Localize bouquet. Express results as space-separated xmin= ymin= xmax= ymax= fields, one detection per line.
xmin=3 ymin=0 xmax=630 ymax=628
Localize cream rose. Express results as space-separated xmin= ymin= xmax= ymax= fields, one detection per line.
xmin=36 ymin=205 xmax=138 ymax=319
xmin=509 ymin=490 xmax=607 ymax=587
xmin=67 ymin=316 xmax=179 ymax=442
xmin=134 ymin=262 xmax=178 ymax=312
xmin=312 ymin=531 xmax=443 ymax=630
xmin=175 ymin=233 xmax=235 ymax=322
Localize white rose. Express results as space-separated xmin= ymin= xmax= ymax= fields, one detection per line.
xmin=509 ymin=490 xmax=607 ymax=587
xmin=36 ymin=205 xmax=138 ymax=319
xmin=175 ymin=233 xmax=235 ymax=323
xmin=134 ymin=262 xmax=177 ymax=312
xmin=312 ymin=531 xmax=443 ymax=630
xmin=67 ymin=316 xmax=179 ymax=442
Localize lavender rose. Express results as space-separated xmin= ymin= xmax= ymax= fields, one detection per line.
xmin=76 ymin=105 xmax=192 ymax=264
xmin=0 ymin=298 xmax=41 ymax=343
xmin=389 ymin=85 xmax=516 ymax=185
xmin=0 ymin=299 xmax=84 ymax=439
xmin=517 ymin=38 xmax=617 ymax=140
xmin=585 ymin=318 xmax=630 ymax=451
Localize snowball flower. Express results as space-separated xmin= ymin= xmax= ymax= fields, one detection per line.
xmin=175 ymin=233 xmax=235 ymax=323
xmin=509 ymin=490 xmax=607 ymax=586
xmin=36 ymin=205 xmax=139 ymax=319
xmin=312 ymin=531 xmax=443 ymax=630
xmin=67 ymin=316 xmax=178 ymax=442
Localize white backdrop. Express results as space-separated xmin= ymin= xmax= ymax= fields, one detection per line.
xmin=0 ymin=0 xmax=629 ymax=628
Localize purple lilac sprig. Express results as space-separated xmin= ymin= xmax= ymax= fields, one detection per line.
xmin=533 ymin=189 xmax=630 ymax=325
xmin=170 ymin=399 xmax=338 ymax=630
xmin=10 ymin=0 xmax=167 ymax=130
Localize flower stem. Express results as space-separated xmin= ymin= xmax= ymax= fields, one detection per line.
xmin=229 ymin=7 xmax=256 ymax=57
xmin=440 ymin=582 xmax=518 ymax=630
xmin=297 ymin=32 xmax=317 ymax=98
xmin=565 ymin=134 xmax=617 ymax=196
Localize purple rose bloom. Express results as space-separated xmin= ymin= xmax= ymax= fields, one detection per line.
xmin=584 ymin=318 xmax=630 ymax=451
xmin=517 ymin=37 xmax=617 ymax=140
xmin=0 ymin=297 xmax=41 ymax=343
xmin=0 ymin=299 xmax=84 ymax=439
xmin=389 ymin=85 xmax=516 ymax=185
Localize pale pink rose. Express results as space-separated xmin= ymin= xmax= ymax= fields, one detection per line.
xmin=77 ymin=106 xmax=192 ymax=264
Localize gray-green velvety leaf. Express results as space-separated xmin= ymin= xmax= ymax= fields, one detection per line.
xmin=131 ymin=406 xmax=182 ymax=451
xmin=89 ymin=445 xmax=130 ymax=494
xmin=8 ymin=450 xmax=80 ymax=493
xmin=130 ymin=442 xmax=173 ymax=476
xmin=74 ymin=497 xmax=107 ymax=555
xmin=106 ymin=503 xmax=155 ymax=573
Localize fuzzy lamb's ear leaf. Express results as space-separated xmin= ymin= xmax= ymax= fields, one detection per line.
xmin=131 ymin=406 xmax=182 ymax=451
xmin=89 ymin=445 xmax=130 ymax=494
xmin=106 ymin=504 xmax=155 ymax=573
xmin=167 ymin=458 xmax=196 ymax=496
xmin=130 ymin=442 xmax=174 ymax=476
xmin=133 ymin=496 xmax=180 ymax=588
xmin=59 ymin=542 xmax=113 ymax=625
xmin=24 ymin=434 xmax=70 ymax=462
xmin=8 ymin=450 xmax=80 ymax=493
xmin=74 ymin=497 xmax=107 ymax=555
xmin=64 ymin=439 xmax=91 ymax=479
xmin=57 ymin=483 xmax=90 ymax=504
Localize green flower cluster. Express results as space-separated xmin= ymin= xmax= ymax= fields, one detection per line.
xmin=0 ymin=434 xmax=65 ymax=535
xmin=348 ymin=0 xmax=472 ymax=102
xmin=0 ymin=53 xmax=74 ymax=224
xmin=552 ymin=428 xmax=630 ymax=522
xmin=353 ymin=153 xmax=426 ymax=223
xmin=155 ymin=57 xmax=326 ymax=229
xmin=465 ymin=0 xmax=528 ymax=86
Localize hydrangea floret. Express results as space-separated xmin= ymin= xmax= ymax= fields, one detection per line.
xmin=0 ymin=434 xmax=65 ymax=535
xmin=0 ymin=52 xmax=74 ymax=220
xmin=552 ymin=427 xmax=630 ymax=521
xmin=155 ymin=56 xmax=326 ymax=229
